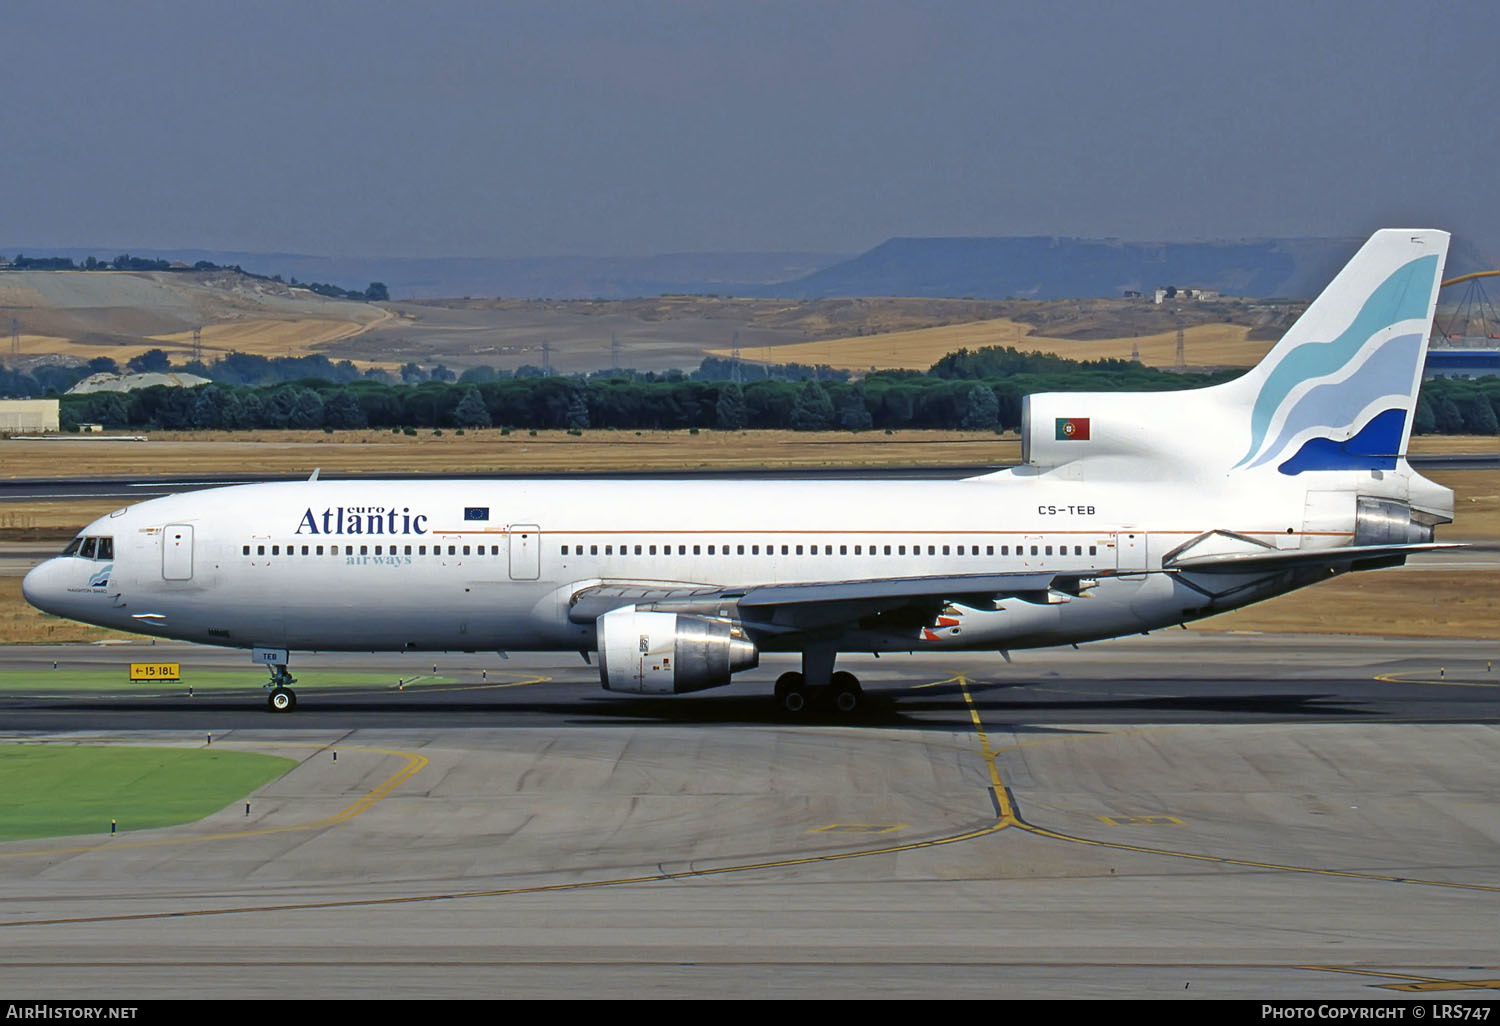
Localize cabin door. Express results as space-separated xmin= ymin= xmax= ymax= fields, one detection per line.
xmin=162 ymin=524 xmax=194 ymax=581
xmin=1115 ymin=529 xmax=1148 ymax=579
xmin=508 ymin=524 xmax=541 ymax=581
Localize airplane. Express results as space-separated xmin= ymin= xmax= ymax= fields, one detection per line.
xmin=23 ymin=228 xmax=1458 ymax=714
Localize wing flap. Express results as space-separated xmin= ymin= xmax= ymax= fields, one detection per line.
xmin=568 ymin=571 xmax=1070 ymax=632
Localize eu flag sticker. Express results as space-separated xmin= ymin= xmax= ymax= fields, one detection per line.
xmin=464 ymin=507 xmax=490 ymax=521
xmin=1054 ymin=417 xmax=1090 ymax=441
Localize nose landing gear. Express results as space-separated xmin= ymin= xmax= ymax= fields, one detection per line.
xmin=265 ymin=664 xmax=297 ymax=712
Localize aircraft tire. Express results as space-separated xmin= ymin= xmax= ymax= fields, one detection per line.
xmin=774 ymin=671 xmax=808 ymax=714
xmin=830 ymin=671 xmax=861 ymax=714
xmin=268 ymin=687 xmax=297 ymax=713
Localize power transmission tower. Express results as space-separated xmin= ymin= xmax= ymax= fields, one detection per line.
xmin=10 ymin=317 xmax=17 ymax=364
xmin=193 ymin=326 xmax=203 ymax=365
xmin=1174 ymin=311 xmax=1185 ymax=371
xmin=730 ymin=330 xmax=742 ymax=384
xmin=610 ymin=331 xmax=620 ymax=372
xmin=542 ymin=340 xmax=552 ymax=377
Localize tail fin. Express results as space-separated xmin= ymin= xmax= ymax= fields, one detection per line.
xmin=1019 ymin=229 xmax=1449 ymax=476
xmin=1230 ymin=228 xmax=1448 ymax=473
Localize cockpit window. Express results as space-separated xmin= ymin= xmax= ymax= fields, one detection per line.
xmin=63 ymin=536 xmax=113 ymax=559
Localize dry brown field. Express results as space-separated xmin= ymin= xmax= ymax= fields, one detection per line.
xmin=713 ymin=318 xmax=1273 ymax=371
xmin=148 ymin=317 xmax=377 ymax=356
xmin=0 ymin=431 xmax=1494 ymax=644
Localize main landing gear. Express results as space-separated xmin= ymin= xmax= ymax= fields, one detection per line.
xmin=774 ymin=647 xmax=863 ymax=717
xmin=265 ymin=664 xmax=298 ymax=713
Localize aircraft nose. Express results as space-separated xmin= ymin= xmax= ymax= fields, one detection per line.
xmin=21 ymin=559 xmax=66 ymax=616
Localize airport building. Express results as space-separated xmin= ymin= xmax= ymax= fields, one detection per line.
xmin=0 ymin=399 xmax=59 ymax=433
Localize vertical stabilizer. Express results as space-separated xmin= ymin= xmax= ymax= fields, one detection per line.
xmin=1230 ymin=229 xmax=1448 ymax=473
xmin=1015 ymin=229 xmax=1449 ymax=477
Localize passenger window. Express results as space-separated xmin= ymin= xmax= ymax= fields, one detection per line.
xmin=737 ymin=545 xmax=745 ymax=555
xmin=605 ymin=545 xmax=613 ymax=555
xmin=272 ymin=545 xmax=280 ymax=556
xmin=795 ymin=545 xmax=803 ymax=555
xmin=708 ymin=545 xmax=715 ymax=555
xmin=649 ymin=545 xmax=657 ymax=555
xmin=635 ymin=545 xmax=642 ymax=555
xmin=447 ymin=545 xmax=456 ymax=555
xmin=987 ymin=545 xmax=994 ymax=556
xmin=360 ymin=545 xmax=368 ymax=555
xmin=317 ymin=546 xmax=324 ymax=555
xmin=693 ymin=545 xmax=701 ymax=555
xmin=1089 ymin=545 xmax=1097 ymax=556
xmin=1045 ymin=545 xmax=1053 ymax=556
xmin=942 ymin=545 xmax=950 ymax=556
xmin=781 ymin=545 xmax=788 ymax=555
xmin=462 ymin=545 xmax=471 ymax=555
xmin=242 ymin=545 xmax=250 ymax=556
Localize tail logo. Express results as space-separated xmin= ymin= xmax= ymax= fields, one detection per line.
xmin=1235 ymin=254 xmax=1438 ymax=473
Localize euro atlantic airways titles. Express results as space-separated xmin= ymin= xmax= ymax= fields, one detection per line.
xmin=296 ymin=507 xmax=430 ymax=536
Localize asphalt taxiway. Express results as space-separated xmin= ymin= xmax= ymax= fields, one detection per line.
xmin=0 ymin=632 xmax=1497 ymax=999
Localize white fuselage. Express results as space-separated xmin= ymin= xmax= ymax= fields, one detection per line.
xmin=22 ymin=466 xmax=1352 ymax=657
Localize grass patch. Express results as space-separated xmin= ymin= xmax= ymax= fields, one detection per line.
xmin=0 ymin=745 xmax=297 ymax=841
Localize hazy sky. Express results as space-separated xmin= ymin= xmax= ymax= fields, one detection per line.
xmin=3 ymin=0 xmax=1497 ymax=260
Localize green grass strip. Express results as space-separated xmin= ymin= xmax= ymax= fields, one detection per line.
xmin=0 ymin=745 xmax=298 ymax=841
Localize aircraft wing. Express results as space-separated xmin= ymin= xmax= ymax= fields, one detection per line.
xmin=569 ymin=571 xmax=1075 ymax=635
xmin=1165 ymin=542 xmax=1462 ymax=574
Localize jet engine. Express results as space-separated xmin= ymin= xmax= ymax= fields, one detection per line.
xmin=597 ymin=606 xmax=758 ymax=694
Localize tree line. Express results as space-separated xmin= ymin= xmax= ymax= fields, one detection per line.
xmin=49 ymin=345 xmax=1500 ymax=436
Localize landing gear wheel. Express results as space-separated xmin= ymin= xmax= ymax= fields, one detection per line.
xmin=774 ymin=671 xmax=808 ymax=715
xmin=830 ymin=671 xmax=862 ymax=714
xmin=267 ymin=687 xmax=297 ymax=713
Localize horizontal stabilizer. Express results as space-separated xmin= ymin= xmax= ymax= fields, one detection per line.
xmin=1166 ymin=542 xmax=1461 ymax=574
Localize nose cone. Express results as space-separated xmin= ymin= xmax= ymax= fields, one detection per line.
xmin=22 ymin=559 xmax=66 ymax=616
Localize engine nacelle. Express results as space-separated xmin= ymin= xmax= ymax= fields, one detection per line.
xmin=597 ymin=607 xmax=759 ymax=694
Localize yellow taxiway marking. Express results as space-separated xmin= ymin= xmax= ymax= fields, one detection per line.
xmin=0 ymin=738 xmax=429 ymax=860
xmin=1374 ymin=672 xmax=1500 ymax=689
xmin=808 ymin=824 xmax=907 ymax=835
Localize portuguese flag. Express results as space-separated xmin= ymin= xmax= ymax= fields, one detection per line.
xmin=1055 ymin=417 xmax=1090 ymax=440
